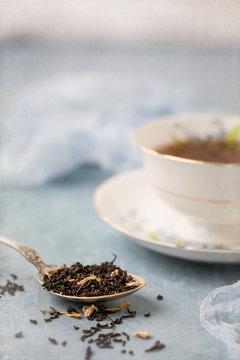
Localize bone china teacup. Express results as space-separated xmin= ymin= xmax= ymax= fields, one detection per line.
xmin=133 ymin=114 xmax=240 ymax=248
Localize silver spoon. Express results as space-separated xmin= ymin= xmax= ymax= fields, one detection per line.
xmin=0 ymin=235 xmax=146 ymax=303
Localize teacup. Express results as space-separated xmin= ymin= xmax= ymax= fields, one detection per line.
xmin=133 ymin=114 xmax=240 ymax=248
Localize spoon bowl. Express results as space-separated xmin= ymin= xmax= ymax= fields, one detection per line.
xmin=0 ymin=235 xmax=146 ymax=303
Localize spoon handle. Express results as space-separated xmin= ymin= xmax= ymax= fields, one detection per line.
xmin=0 ymin=235 xmax=47 ymax=271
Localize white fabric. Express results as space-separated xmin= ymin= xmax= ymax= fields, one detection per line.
xmin=0 ymin=72 xmax=191 ymax=186
xmin=200 ymin=281 xmax=240 ymax=360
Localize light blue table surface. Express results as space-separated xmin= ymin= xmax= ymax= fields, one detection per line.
xmin=1 ymin=43 xmax=240 ymax=360
xmin=0 ymin=166 xmax=239 ymax=360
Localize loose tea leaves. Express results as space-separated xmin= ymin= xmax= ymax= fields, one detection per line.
xmin=49 ymin=337 xmax=58 ymax=345
xmin=42 ymin=257 xmax=139 ymax=297
xmin=94 ymin=332 xmax=124 ymax=349
xmin=80 ymin=305 xmax=137 ymax=354
xmin=114 ymin=308 xmax=136 ymax=325
xmin=145 ymin=340 xmax=165 ymax=352
xmin=67 ymin=306 xmax=78 ymax=314
xmin=85 ymin=346 xmax=93 ymax=360
xmin=156 ymin=295 xmax=163 ymax=301
xmin=0 ymin=280 xmax=24 ymax=297
xmin=30 ymin=319 xmax=38 ymax=325
xmin=10 ymin=274 xmax=18 ymax=280
xmin=15 ymin=331 xmax=23 ymax=338
xmin=122 ymin=332 xmax=130 ymax=341
xmin=41 ymin=307 xmax=81 ymax=319
xmin=144 ymin=312 xmax=151 ymax=317
xmin=39 ymin=302 xmax=165 ymax=357
xmin=81 ymin=327 xmax=101 ymax=342
xmin=95 ymin=333 xmax=114 ymax=349
xmin=44 ymin=312 xmax=60 ymax=323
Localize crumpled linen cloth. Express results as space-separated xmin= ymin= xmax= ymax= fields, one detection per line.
xmin=200 ymin=281 xmax=240 ymax=360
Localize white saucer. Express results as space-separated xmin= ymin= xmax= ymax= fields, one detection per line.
xmin=94 ymin=169 xmax=240 ymax=263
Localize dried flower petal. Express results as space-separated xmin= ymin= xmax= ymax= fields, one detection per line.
xmin=77 ymin=275 xmax=101 ymax=286
xmin=133 ymin=331 xmax=151 ymax=339
xmin=62 ymin=312 xmax=81 ymax=318
xmin=40 ymin=307 xmax=81 ymax=318
xmin=110 ymin=269 xmax=119 ymax=276
xmin=83 ymin=304 xmax=99 ymax=318
xmin=104 ymin=302 xmax=131 ymax=312
xmin=125 ymin=281 xmax=142 ymax=288
xmin=40 ymin=309 xmax=52 ymax=314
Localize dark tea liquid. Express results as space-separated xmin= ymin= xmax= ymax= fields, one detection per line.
xmin=156 ymin=139 xmax=240 ymax=163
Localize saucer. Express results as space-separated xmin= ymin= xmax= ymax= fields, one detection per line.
xmin=94 ymin=169 xmax=240 ymax=263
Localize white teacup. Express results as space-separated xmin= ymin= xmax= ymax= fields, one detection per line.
xmin=133 ymin=114 xmax=240 ymax=248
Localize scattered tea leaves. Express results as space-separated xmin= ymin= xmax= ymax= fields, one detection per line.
xmin=41 ymin=307 xmax=81 ymax=319
xmin=0 ymin=280 xmax=24 ymax=297
xmin=114 ymin=308 xmax=136 ymax=324
xmin=7 ymin=265 xmax=162 ymax=358
xmin=15 ymin=331 xmax=23 ymax=338
xmin=85 ymin=346 xmax=92 ymax=360
xmin=38 ymin=302 xmax=166 ymax=357
xmin=113 ymin=338 xmax=123 ymax=343
xmin=145 ymin=340 xmax=165 ymax=352
xmin=122 ymin=332 xmax=130 ymax=341
xmin=10 ymin=274 xmax=17 ymax=280
xmin=49 ymin=337 xmax=58 ymax=345
xmin=67 ymin=306 xmax=78 ymax=314
xmin=81 ymin=327 xmax=101 ymax=342
xmin=44 ymin=313 xmax=60 ymax=323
